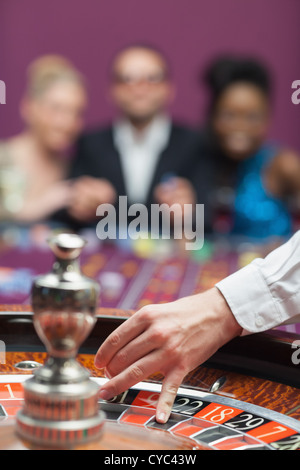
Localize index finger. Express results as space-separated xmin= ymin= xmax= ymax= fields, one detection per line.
xmin=155 ymin=368 xmax=186 ymax=423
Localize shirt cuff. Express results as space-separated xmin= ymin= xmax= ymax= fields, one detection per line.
xmin=215 ymin=262 xmax=283 ymax=334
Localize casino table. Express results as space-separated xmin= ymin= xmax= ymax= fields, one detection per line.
xmin=0 ymin=307 xmax=299 ymax=450
xmin=0 ymin=225 xmax=299 ymax=450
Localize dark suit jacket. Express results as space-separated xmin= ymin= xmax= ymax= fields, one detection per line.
xmin=56 ymin=122 xmax=213 ymax=231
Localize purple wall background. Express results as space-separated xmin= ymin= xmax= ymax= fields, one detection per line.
xmin=0 ymin=0 xmax=299 ymax=150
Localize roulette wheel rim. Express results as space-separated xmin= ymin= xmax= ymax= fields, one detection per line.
xmin=1 ymin=374 xmax=300 ymax=450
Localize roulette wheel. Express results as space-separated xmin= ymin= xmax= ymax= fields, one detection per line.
xmin=0 ymin=309 xmax=299 ymax=450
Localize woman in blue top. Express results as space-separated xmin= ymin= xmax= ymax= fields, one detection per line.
xmin=203 ymin=56 xmax=300 ymax=239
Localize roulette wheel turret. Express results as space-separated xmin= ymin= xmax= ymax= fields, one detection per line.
xmin=15 ymin=233 xmax=105 ymax=448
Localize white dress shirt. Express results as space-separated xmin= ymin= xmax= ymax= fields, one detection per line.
xmin=113 ymin=115 xmax=171 ymax=204
xmin=216 ymin=230 xmax=300 ymax=334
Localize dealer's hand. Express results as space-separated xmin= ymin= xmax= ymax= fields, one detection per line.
xmin=95 ymin=287 xmax=242 ymax=423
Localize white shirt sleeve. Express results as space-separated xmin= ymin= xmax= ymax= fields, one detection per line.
xmin=216 ymin=231 xmax=300 ymax=334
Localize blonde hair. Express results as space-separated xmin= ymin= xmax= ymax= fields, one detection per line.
xmin=25 ymin=55 xmax=85 ymax=98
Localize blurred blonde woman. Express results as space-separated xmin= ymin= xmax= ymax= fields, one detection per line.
xmin=0 ymin=55 xmax=87 ymax=223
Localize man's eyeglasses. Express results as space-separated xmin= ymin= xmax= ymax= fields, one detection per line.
xmin=113 ymin=72 xmax=167 ymax=86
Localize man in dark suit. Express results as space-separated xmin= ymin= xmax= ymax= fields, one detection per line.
xmin=65 ymin=45 xmax=211 ymax=233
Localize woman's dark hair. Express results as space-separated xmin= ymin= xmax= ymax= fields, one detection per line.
xmin=204 ymin=55 xmax=272 ymax=111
